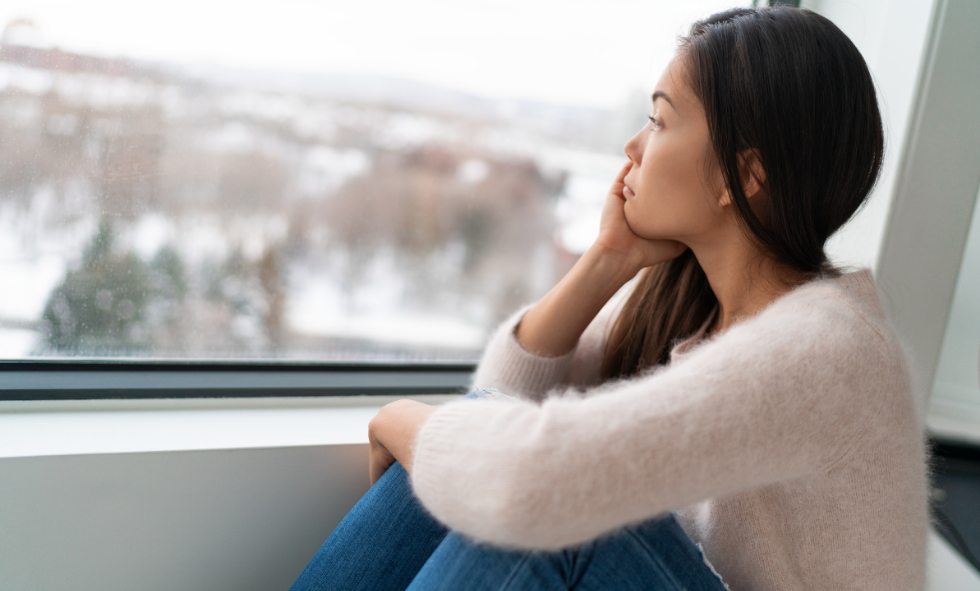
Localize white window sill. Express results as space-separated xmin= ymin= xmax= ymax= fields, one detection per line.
xmin=0 ymin=394 xmax=460 ymax=459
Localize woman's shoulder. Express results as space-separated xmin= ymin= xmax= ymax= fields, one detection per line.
xmin=774 ymin=268 xmax=891 ymax=340
xmin=742 ymin=268 xmax=910 ymax=381
xmin=766 ymin=269 xmax=922 ymax=460
xmin=667 ymin=268 xmax=915 ymax=429
xmin=664 ymin=268 xmax=905 ymax=377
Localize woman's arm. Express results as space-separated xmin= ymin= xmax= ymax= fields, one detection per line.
xmin=410 ymin=300 xmax=910 ymax=550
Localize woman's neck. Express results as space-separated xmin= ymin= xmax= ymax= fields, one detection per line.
xmin=692 ymin=234 xmax=809 ymax=336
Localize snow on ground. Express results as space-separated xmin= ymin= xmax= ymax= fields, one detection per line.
xmin=0 ymin=329 xmax=38 ymax=358
xmin=286 ymin=271 xmax=486 ymax=350
xmin=0 ymin=256 xmax=65 ymax=321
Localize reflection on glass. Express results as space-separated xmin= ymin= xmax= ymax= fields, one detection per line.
xmin=0 ymin=4 xmax=738 ymax=360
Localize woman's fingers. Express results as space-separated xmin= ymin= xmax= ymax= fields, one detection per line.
xmin=368 ymin=408 xmax=397 ymax=485
xmin=595 ymin=184 xmax=688 ymax=269
xmin=610 ymin=161 xmax=633 ymax=191
xmin=369 ymin=440 xmax=396 ymax=485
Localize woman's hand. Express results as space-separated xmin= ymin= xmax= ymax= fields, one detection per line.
xmin=514 ymin=162 xmax=686 ymax=358
xmin=368 ymin=399 xmax=437 ymax=485
xmin=593 ymin=162 xmax=687 ymax=275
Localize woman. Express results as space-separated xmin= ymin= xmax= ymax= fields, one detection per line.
xmin=292 ymin=6 xmax=928 ymax=591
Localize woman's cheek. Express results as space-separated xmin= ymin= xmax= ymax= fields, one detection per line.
xmin=624 ymin=197 xmax=659 ymax=239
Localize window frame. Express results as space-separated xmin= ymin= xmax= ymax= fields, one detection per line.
xmin=0 ymin=360 xmax=475 ymax=401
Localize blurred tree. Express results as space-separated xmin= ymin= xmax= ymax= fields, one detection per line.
xmin=40 ymin=219 xmax=153 ymax=354
xmin=257 ymin=247 xmax=286 ymax=350
xmin=149 ymin=246 xmax=187 ymax=302
xmin=142 ymin=245 xmax=190 ymax=353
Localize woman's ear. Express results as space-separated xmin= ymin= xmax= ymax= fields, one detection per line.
xmin=739 ymin=148 xmax=767 ymax=200
xmin=718 ymin=148 xmax=767 ymax=208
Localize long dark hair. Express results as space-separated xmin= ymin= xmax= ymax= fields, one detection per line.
xmin=601 ymin=6 xmax=884 ymax=380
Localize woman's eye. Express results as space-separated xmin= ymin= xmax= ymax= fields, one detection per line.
xmin=648 ymin=116 xmax=662 ymax=130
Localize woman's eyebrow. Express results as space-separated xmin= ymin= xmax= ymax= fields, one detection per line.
xmin=651 ymin=91 xmax=674 ymax=108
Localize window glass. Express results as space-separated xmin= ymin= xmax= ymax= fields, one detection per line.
xmin=0 ymin=1 xmax=745 ymax=360
xmin=931 ymin=187 xmax=980 ymax=427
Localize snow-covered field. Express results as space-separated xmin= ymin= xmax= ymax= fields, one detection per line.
xmin=0 ymin=55 xmax=628 ymax=360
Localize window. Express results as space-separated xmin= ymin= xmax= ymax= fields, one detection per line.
xmin=0 ymin=1 xmax=747 ymax=363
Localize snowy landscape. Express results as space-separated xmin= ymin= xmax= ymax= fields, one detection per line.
xmin=0 ymin=21 xmax=639 ymax=360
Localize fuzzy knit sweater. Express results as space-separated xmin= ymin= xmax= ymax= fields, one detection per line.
xmin=411 ymin=269 xmax=929 ymax=591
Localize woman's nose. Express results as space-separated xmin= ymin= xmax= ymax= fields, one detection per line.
xmin=624 ymin=131 xmax=642 ymax=163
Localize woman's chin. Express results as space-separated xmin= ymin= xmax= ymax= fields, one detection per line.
xmin=623 ymin=209 xmax=659 ymax=240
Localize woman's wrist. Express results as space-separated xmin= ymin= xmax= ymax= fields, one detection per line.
xmin=515 ymin=244 xmax=640 ymax=357
xmin=580 ymin=243 xmax=645 ymax=293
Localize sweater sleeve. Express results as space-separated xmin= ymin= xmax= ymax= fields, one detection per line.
xmin=469 ymin=284 xmax=629 ymax=401
xmin=412 ymin=297 xmax=901 ymax=550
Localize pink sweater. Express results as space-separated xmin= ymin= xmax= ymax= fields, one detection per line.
xmin=411 ymin=269 xmax=929 ymax=591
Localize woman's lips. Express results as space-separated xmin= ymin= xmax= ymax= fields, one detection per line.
xmin=623 ymin=185 xmax=636 ymax=199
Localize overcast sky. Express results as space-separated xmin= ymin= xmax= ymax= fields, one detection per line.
xmin=0 ymin=0 xmax=746 ymax=109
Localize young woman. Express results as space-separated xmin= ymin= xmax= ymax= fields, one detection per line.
xmin=292 ymin=6 xmax=928 ymax=591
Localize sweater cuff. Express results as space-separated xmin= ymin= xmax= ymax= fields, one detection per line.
xmin=412 ymin=402 xmax=470 ymax=482
xmin=470 ymin=307 xmax=577 ymax=400
xmin=410 ymin=400 xmax=500 ymax=532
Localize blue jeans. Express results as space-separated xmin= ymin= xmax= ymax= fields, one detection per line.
xmin=290 ymin=395 xmax=729 ymax=591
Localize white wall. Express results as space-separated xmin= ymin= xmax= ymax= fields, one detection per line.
xmin=0 ymin=444 xmax=369 ymax=591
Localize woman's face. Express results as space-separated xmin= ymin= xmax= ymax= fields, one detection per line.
xmin=622 ymin=55 xmax=726 ymax=244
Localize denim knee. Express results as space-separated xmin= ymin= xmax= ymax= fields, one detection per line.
xmin=464 ymin=388 xmax=513 ymax=401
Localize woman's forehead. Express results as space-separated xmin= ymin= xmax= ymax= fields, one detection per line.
xmin=654 ymin=56 xmax=700 ymax=114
